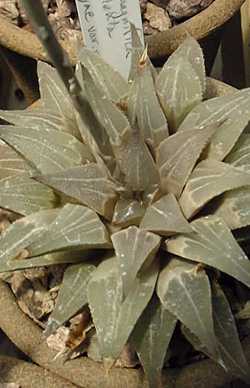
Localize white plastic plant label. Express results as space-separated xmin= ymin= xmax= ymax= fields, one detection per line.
xmin=75 ymin=0 xmax=144 ymax=79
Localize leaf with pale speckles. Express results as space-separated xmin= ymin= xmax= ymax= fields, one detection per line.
xmin=179 ymin=159 xmax=250 ymax=219
xmin=166 ymin=216 xmax=250 ymax=287
xmin=0 ymin=125 xmax=93 ymax=174
xmin=140 ymin=194 xmax=192 ymax=236
xmin=38 ymin=62 xmax=80 ymax=139
xmin=87 ymin=257 xmax=159 ymax=360
xmin=111 ymin=226 xmax=160 ymax=297
xmin=34 ymin=164 xmax=118 ymax=220
xmin=156 ymin=56 xmax=202 ymax=130
xmin=225 ymin=134 xmax=250 ymax=170
xmin=79 ymin=48 xmax=128 ymax=102
xmin=131 ymin=296 xmax=176 ymax=388
xmin=0 ymin=143 xmax=33 ymax=179
xmin=179 ymin=89 xmax=250 ymax=160
xmin=28 ymin=204 xmax=110 ymax=256
xmin=157 ymin=125 xmax=215 ymax=197
xmin=0 ymin=175 xmax=57 ymax=216
xmin=131 ymin=60 xmax=169 ymax=147
xmin=112 ymin=198 xmax=145 ymax=227
xmin=212 ymin=283 xmax=250 ymax=382
xmin=45 ymin=262 xmax=96 ymax=336
xmin=169 ymin=36 xmax=206 ymax=94
xmin=157 ymin=257 xmax=219 ymax=359
xmin=213 ymin=187 xmax=250 ymax=230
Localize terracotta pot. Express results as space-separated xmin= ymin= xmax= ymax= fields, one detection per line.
xmin=0 ymin=0 xmax=245 ymax=69
xmin=0 ymin=77 xmax=249 ymax=388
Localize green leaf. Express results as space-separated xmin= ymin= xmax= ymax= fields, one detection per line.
xmin=166 ymin=216 xmax=250 ymax=287
xmin=111 ymin=226 xmax=160 ymax=297
xmin=79 ymin=48 xmax=128 ymax=102
xmin=0 ymin=108 xmax=66 ymax=134
xmin=112 ymin=198 xmax=145 ymax=227
xmin=140 ymin=194 xmax=192 ymax=236
xmin=83 ymin=70 xmax=130 ymax=147
xmin=113 ymin=130 xmax=159 ymax=191
xmin=156 ymin=56 xmax=202 ymax=131
xmin=131 ymin=296 xmax=177 ymax=388
xmin=0 ymin=125 xmax=93 ymax=174
xmin=157 ymin=126 xmax=215 ymax=197
xmin=179 ymin=89 xmax=250 ymax=160
xmin=0 ymin=143 xmax=33 ymax=179
xmin=37 ymin=61 xmax=80 ymax=139
xmin=212 ymin=283 xmax=250 ymax=382
xmin=157 ymin=257 xmax=219 ymax=359
xmin=0 ymin=218 xmax=44 ymax=265
xmin=179 ymin=159 xmax=250 ymax=219
xmin=225 ymin=134 xmax=250 ymax=170
xmin=28 ymin=204 xmax=110 ymax=256
xmin=34 ymin=164 xmax=118 ymax=220
xmin=45 ymin=262 xmax=96 ymax=336
xmin=0 ymin=175 xmax=57 ymax=216
xmin=87 ymin=257 xmax=159 ymax=360
xmin=169 ymin=36 xmax=206 ymax=94
xmin=0 ymin=250 xmax=92 ymax=273
xmin=213 ymin=187 xmax=250 ymax=229
xmin=131 ymin=61 xmax=169 ymax=147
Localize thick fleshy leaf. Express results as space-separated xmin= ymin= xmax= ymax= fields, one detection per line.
xmin=212 ymin=283 xmax=250 ymax=382
xmin=75 ymin=100 xmax=115 ymax=169
xmin=169 ymin=36 xmax=206 ymax=94
xmin=111 ymin=226 xmax=160 ymax=297
xmin=157 ymin=126 xmax=215 ymax=197
xmin=157 ymin=258 xmax=219 ymax=359
xmin=28 ymin=204 xmax=110 ymax=256
xmin=133 ymin=62 xmax=169 ymax=147
xmin=79 ymin=48 xmax=128 ymax=102
xmin=179 ymin=89 xmax=250 ymax=160
xmin=166 ymin=216 xmax=250 ymax=287
xmin=112 ymin=198 xmax=145 ymax=227
xmin=140 ymin=194 xmax=192 ymax=236
xmin=83 ymin=70 xmax=130 ymax=147
xmin=0 ymin=143 xmax=33 ymax=179
xmin=45 ymin=262 xmax=96 ymax=336
xmin=225 ymin=134 xmax=250 ymax=170
xmin=34 ymin=164 xmax=117 ymax=219
xmin=131 ymin=296 xmax=177 ymax=388
xmin=0 ymin=108 xmax=66 ymax=134
xmin=0 ymin=175 xmax=57 ymax=216
xmin=213 ymin=187 xmax=250 ymax=229
xmin=180 ymin=159 xmax=250 ymax=219
xmin=37 ymin=61 xmax=80 ymax=138
xmin=0 ymin=250 xmax=92 ymax=273
xmin=113 ymin=130 xmax=159 ymax=191
xmin=0 ymin=125 xmax=93 ymax=174
xmin=156 ymin=56 xmax=202 ymax=130
xmin=87 ymin=257 xmax=159 ymax=360
xmin=0 ymin=219 xmax=44 ymax=265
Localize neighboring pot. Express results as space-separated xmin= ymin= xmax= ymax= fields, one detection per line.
xmin=0 ymin=0 xmax=245 ymax=72
xmin=0 ymin=78 xmax=249 ymax=388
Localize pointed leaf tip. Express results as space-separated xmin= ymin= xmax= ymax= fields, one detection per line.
xmin=140 ymin=194 xmax=192 ymax=236
xmin=111 ymin=226 xmax=160 ymax=297
xmin=166 ymin=216 xmax=250 ymax=288
xmin=157 ymin=258 xmax=219 ymax=359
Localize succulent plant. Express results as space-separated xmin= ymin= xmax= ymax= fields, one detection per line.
xmin=0 ymin=34 xmax=250 ymax=386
